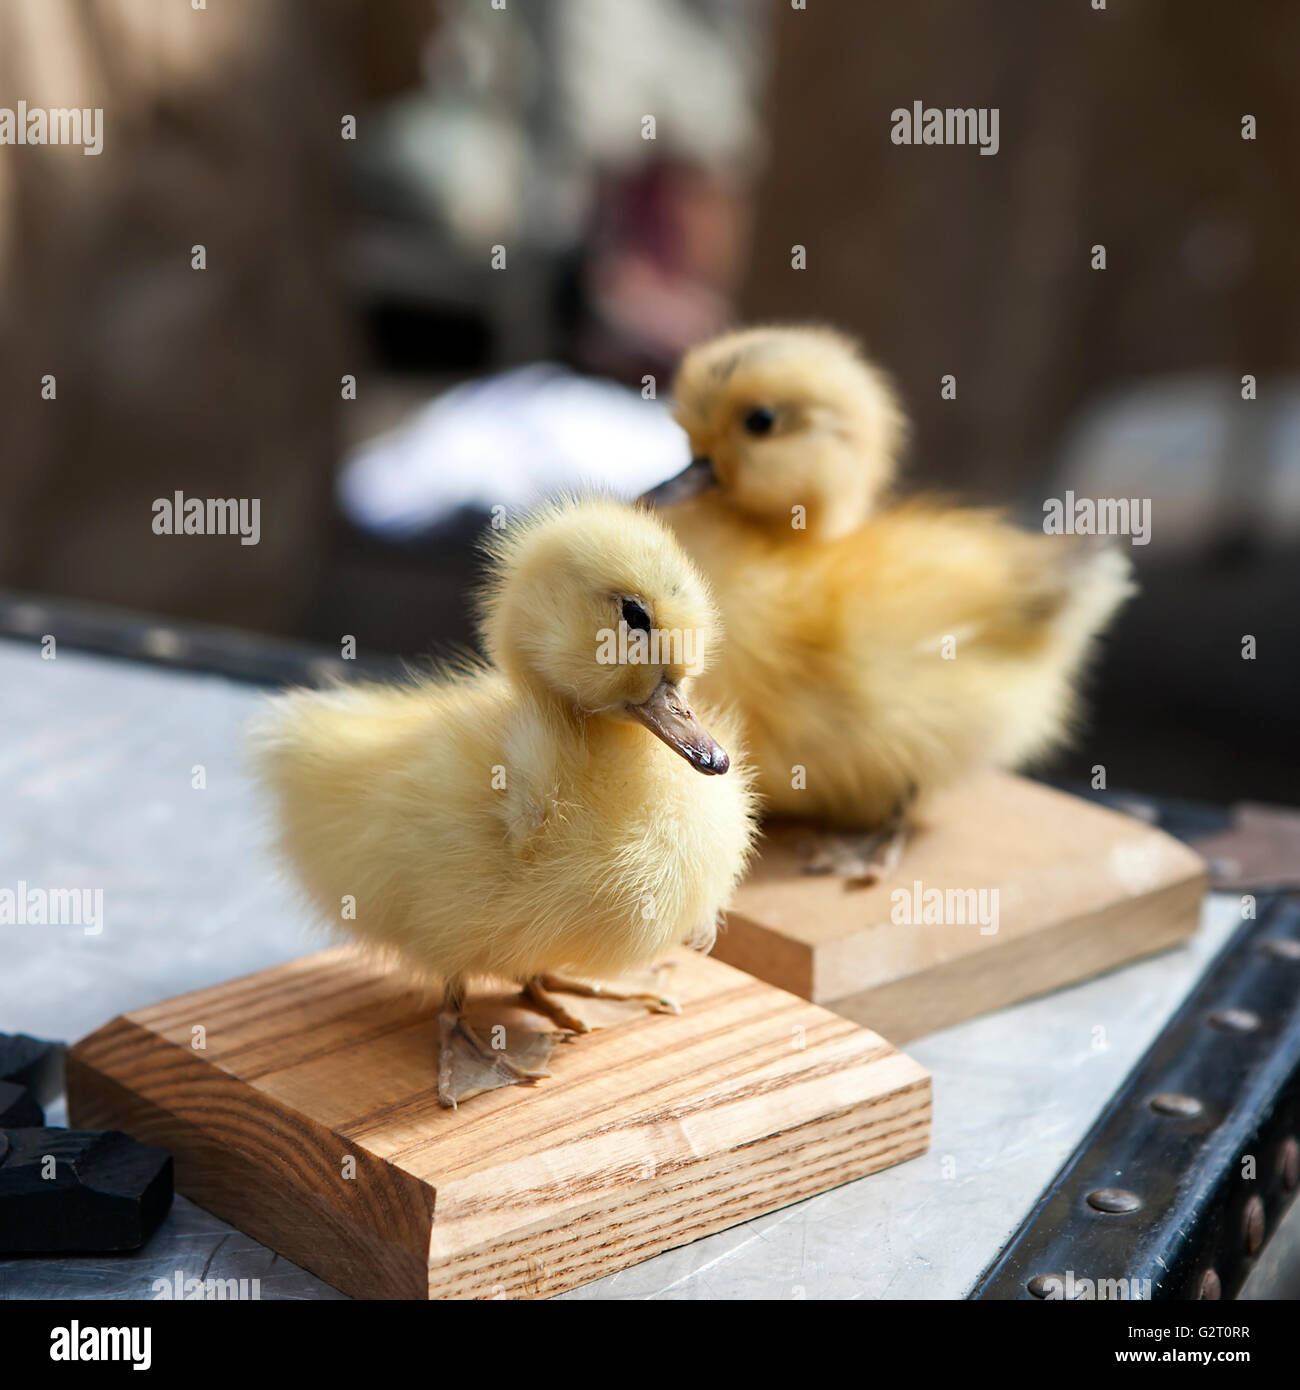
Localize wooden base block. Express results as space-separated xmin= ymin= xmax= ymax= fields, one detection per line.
xmin=66 ymin=947 xmax=930 ymax=1299
xmin=714 ymin=773 xmax=1208 ymax=1042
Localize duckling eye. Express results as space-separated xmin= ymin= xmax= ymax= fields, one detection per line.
xmin=621 ymin=598 xmax=652 ymax=633
xmin=743 ymin=406 xmax=776 ymax=436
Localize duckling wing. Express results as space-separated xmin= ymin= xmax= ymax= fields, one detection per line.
xmin=250 ymin=673 xmax=522 ymax=962
xmin=831 ymin=504 xmax=1134 ymax=775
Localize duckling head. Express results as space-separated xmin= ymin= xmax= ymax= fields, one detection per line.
xmin=647 ymin=324 xmax=905 ymax=540
xmin=480 ymin=499 xmax=731 ymax=774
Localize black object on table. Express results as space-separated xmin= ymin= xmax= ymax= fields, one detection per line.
xmin=0 ymin=1129 xmax=174 ymax=1255
xmin=0 ymin=1034 xmax=64 ymax=1108
xmin=0 ymin=1081 xmax=43 ymax=1129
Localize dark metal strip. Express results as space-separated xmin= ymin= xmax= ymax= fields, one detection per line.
xmin=971 ymin=893 xmax=1300 ymax=1300
xmin=0 ymin=589 xmax=404 ymax=688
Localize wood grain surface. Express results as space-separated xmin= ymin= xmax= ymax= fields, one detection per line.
xmin=67 ymin=947 xmax=931 ymax=1299
xmin=715 ymin=773 xmax=1207 ymax=1041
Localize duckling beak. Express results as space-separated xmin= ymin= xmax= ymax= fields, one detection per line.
xmin=628 ymin=678 xmax=730 ymax=775
xmin=639 ymin=456 xmax=716 ymax=507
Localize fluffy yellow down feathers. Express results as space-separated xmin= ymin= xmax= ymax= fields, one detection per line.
xmin=252 ymin=500 xmax=756 ymax=992
xmin=648 ymin=324 xmax=1134 ymax=828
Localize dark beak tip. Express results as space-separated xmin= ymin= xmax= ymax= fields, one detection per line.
xmin=694 ymin=745 xmax=729 ymax=775
xmin=627 ymin=679 xmax=729 ymax=774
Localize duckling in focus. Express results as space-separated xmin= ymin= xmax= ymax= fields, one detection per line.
xmin=252 ymin=499 xmax=756 ymax=1107
xmin=644 ymin=324 xmax=1134 ymax=853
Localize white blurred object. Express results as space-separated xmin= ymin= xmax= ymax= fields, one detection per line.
xmin=555 ymin=0 xmax=764 ymax=171
xmin=338 ymin=365 xmax=690 ymax=539
xmin=1056 ymin=373 xmax=1300 ymax=555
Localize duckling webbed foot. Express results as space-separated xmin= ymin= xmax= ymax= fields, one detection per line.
xmin=802 ymin=788 xmax=916 ymax=888
xmin=437 ymin=999 xmax=553 ymax=1110
xmin=525 ymin=973 xmax=681 ymax=1036
xmin=524 ymin=978 xmax=592 ymax=1037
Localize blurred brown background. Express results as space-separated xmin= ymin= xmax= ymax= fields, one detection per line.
xmin=1 ymin=0 xmax=1296 ymax=804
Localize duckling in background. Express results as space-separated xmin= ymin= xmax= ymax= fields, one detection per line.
xmin=253 ymin=499 xmax=756 ymax=1107
xmin=644 ymin=325 xmax=1134 ymax=862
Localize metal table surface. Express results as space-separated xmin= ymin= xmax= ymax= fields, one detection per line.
xmin=0 ymin=638 xmax=1244 ymax=1300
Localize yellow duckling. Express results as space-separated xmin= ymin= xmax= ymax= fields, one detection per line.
xmin=644 ymin=324 xmax=1134 ymax=839
xmin=252 ymin=499 xmax=756 ymax=1107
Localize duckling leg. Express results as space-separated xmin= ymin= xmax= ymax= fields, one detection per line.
xmin=802 ymin=785 xmax=917 ymax=887
xmin=528 ymin=973 xmax=681 ymax=1027
xmin=524 ymin=978 xmax=592 ymax=1036
xmin=436 ymin=1003 xmax=461 ymax=1108
xmin=861 ymin=802 xmax=910 ymax=879
xmin=437 ymin=981 xmax=551 ymax=1110
xmin=873 ymin=784 xmax=917 ymax=875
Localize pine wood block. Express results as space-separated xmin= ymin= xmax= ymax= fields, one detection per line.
xmin=714 ymin=773 xmax=1208 ymax=1043
xmin=65 ymin=946 xmax=930 ymax=1299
